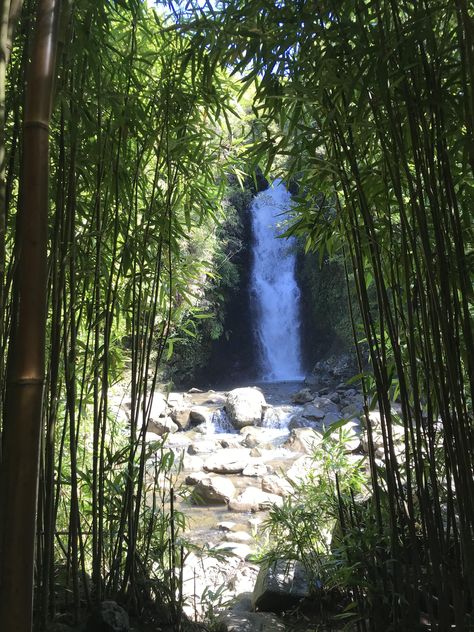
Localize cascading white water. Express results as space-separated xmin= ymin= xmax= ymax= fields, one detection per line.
xmin=250 ymin=180 xmax=304 ymax=381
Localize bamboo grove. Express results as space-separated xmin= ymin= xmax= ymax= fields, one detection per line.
xmin=0 ymin=0 xmax=473 ymax=631
xmin=0 ymin=0 xmax=241 ymax=629
xmin=175 ymin=0 xmax=474 ymax=630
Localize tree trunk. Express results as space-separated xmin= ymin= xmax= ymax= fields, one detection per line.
xmin=0 ymin=0 xmax=60 ymax=629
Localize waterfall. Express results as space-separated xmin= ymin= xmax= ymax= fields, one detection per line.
xmin=250 ymin=180 xmax=304 ymax=381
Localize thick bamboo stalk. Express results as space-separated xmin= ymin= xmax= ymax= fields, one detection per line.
xmin=0 ymin=0 xmax=60 ymax=629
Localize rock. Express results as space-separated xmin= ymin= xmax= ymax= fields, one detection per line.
xmin=170 ymin=407 xmax=191 ymax=430
xmin=252 ymin=560 xmax=312 ymax=612
xmin=327 ymin=391 xmax=340 ymax=403
xmin=189 ymin=406 xmax=213 ymax=425
xmin=262 ymin=405 xmax=295 ymax=428
xmin=224 ymin=531 xmax=252 ymax=543
xmin=215 ymin=542 xmax=253 ymax=559
xmin=218 ymin=521 xmax=237 ymax=532
xmin=193 ymin=476 xmax=236 ymax=504
xmin=321 ymin=411 xmax=342 ymax=426
xmin=312 ymin=396 xmax=340 ymax=414
xmin=262 ymin=474 xmax=293 ymax=497
xmin=288 ymin=415 xmax=313 ymax=430
xmin=284 ymin=428 xmax=323 ymax=454
xmin=242 ymin=463 xmax=268 ymax=477
xmin=149 ymin=392 xmax=168 ymax=420
xmin=291 ymin=388 xmax=314 ymax=404
xmin=218 ymin=610 xmax=286 ymax=631
xmin=250 ymin=448 xmax=262 ymax=458
xmin=303 ymin=374 xmax=319 ymax=387
xmin=164 ymin=433 xmax=191 ymax=449
xmin=188 ymin=387 xmax=203 ymax=393
xmin=167 ymin=392 xmax=190 ymax=408
xmin=286 ymin=456 xmax=315 ymax=484
xmin=85 ymin=601 xmax=129 ymax=632
xmin=147 ymin=416 xmax=178 ymax=436
xmin=185 ymin=471 xmax=206 ymax=485
xmin=187 ymin=440 xmax=217 ymax=455
xmin=182 ymin=454 xmax=205 ymax=473
xmin=341 ymin=403 xmax=363 ymax=419
xmin=361 ymin=411 xmax=405 ymax=454
xmin=301 ymin=404 xmax=325 ymax=421
xmin=220 ymin=435 xmax=244 ymax=449
xmin=225 ymin=388 xmax=266 ymax=429
xmin=240 ymin=427 xmax=271 ymax=448
xmin=206 ymin=394 xmax=227 ymax=405
xmin=229 ymin=487 xmax=283 ymax=512
xmin=204 ymin=448 xmax=251 ymax=474
xmin=324 ymin=420 xmax=361 ymax=452
xmin=194 ymin=423 xmax=209 ymax=435
xmin=242 ymin=433 xmax=260 ymax=449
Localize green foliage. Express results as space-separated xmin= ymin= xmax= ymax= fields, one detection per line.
xmin=259 ymin=428 xmax=368 ymax=588
xmin=165 ymin=180 xmax=250 ymax=383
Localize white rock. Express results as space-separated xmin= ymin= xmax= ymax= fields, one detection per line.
xmin=229 ymin=487 xmax=283 ymax=512
xmin=187 ymin=440 xmax=218 ymax=455
xmin=204 ymin=448 xmax=252 ymax=474
xmin=193 ymin=476 xmax=236 ymax=504
xmin=215 ymin=542 xmax=253 ymax=559
xmin=218 ymin=521 xmax=237 ymax=532
xmin=167 ymin=392 xmax=190 ymax=408
xmin=223 ymin=531 xmax=252 ymax=543
xmin=182 ymin=454 xmax=205 ymax=472
xmin=148 ymin=392 xmax=168 ymax=420
xmin=185 ymin=471 xmax=206 ymax=485
xmin=242 ymin=463 xmax=268 ymax=477
xmin=225 ymin=388 xmax=266 ymax=429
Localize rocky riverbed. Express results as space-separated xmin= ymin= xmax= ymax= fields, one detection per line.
xmin=109 ymin=371 xmax=406 ymax=631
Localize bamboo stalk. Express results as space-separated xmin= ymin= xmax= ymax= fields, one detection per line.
xmin=0 ymin=0 xmax=60 ymax=629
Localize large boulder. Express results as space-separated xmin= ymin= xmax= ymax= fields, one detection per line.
xmin=225 ymin=388 xmax=266 ymax=429
xmin=229 ymin=487 xmax=283 ymax=512
xmin=193 ymin=476 xmax=236 ymax=504
xmin=85 ymin=601 xmax=129 ymax=632
xmin=252 ymin=560 xmax=312 ymax=612
xmin=204 ymin=448 xmax=252 ymax=474
xmin=284 ymin=428 xmax=323 ymax=454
